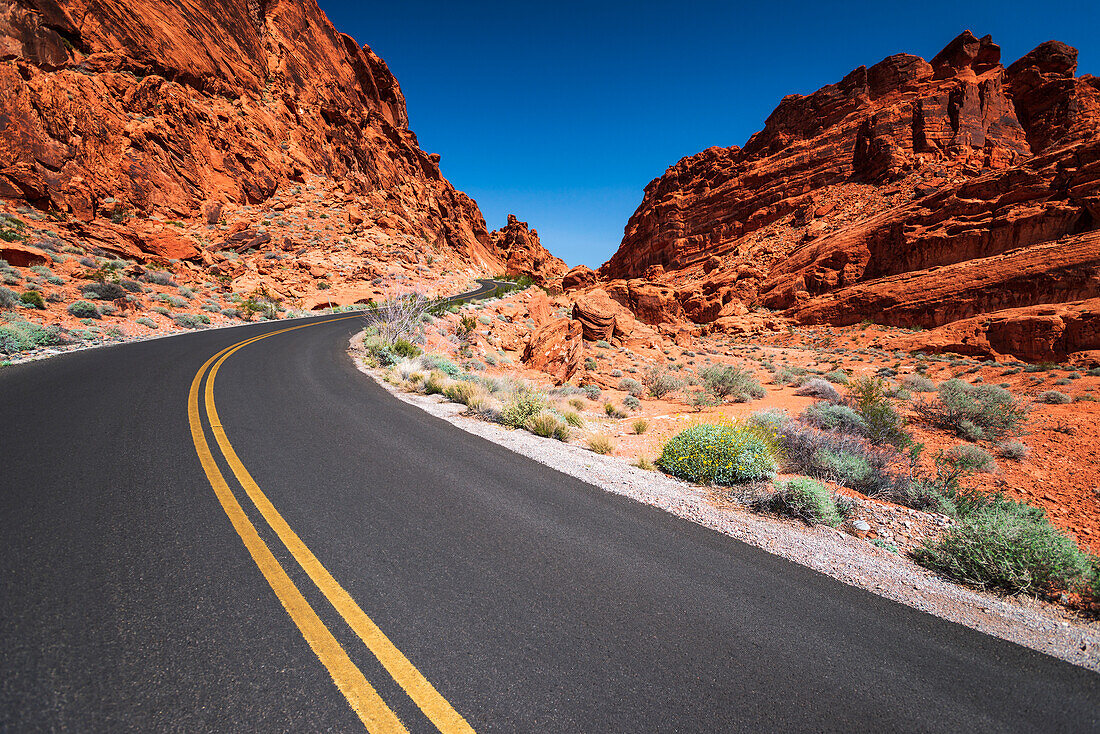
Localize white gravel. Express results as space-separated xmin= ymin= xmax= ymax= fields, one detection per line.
xmin=353 ymin=348 xmax=1100 ymax=672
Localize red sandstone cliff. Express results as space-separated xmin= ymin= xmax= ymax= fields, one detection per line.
xmin=0 ymin=0 xmax=562 ymax=283
xmin=598 ymin=32 xmax=1100 ymax=360
xmin=489 ymin=214 xmax=567 ymax=289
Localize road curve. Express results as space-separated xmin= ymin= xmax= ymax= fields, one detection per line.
xmin=1 ymin=280 xmax=1098 ymax=732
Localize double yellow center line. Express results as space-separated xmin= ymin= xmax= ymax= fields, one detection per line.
xmin=187 ymin=316 xmax=475 ymax=733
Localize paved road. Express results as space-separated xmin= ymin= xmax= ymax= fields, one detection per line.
xmin=1 ymin=280 xmax=1098 ymax=732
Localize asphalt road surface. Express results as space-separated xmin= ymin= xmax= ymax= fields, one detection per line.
xmin=2 ymin=279 xmax=1098 ymax=732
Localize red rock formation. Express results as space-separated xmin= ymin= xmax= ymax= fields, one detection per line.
xmin=562 ymin=264 xmax=597 ymax=291
xmin=489 ymin=215 xmax=567 ymax=289
xmin=521 ymin=317 xmax=583 ymax=385
xmin=596 ymin=31 xmax=1100 ymax=360
xmin=0 ymin=0 xmax=508 ymax=270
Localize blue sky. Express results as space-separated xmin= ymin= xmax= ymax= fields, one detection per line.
xmin=319 ymin=1 xmax=1098 ymax=268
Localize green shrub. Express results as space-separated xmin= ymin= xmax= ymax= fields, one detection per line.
xmin=916 ymin=379 xmax=1029 ymax=442
xmin=777 ymin=423 xmax=898 ymax=498
xmin=691 ymin=390 xmax=720 ymax=410
xmin=946 ymin=444 xmax=997 ymax=473
xmin=20 ymin=291 xmax=45 ymax=309
xmin=623 ymin=395 xmax=640 ymax=410
xmin=800 ymin=402 xmax=866 ymax=435
xmin=914 ymin=508 xmax=1093 ymax=595
xmin=618 ymin=376 xmax=643 ymax=397
xmin=443 ymin=381 xmax=477 ymax=405
xmin=1036 ymin=390 xmax=1071 ymax=405
xmin=754 ymin=478 xmax=843 ymax=526
xmin=422 ymin=371 xmax=447 ymax=395
xmin=80 ymin=281 xmax=127 ymax=301
xmin=747 ymin=409 xmax=789 ymax=433
xmin=562 ymin=411 xmax=584 ymax=428
xmin=392 ymin=338 xmax=421 ymax=358
xmin=632 ymin=418 xmax=648 ymax=434
xmin=604 ymin=402 xmax=628 ymax=419
xmin=582 ymin=384 xmax=601 ymax=401
xmin=143 ymin=270 xmax=176 ymax=286
xmin=525 ymin=412 xmax=570 ymax=441
xmin=700 ymin=365 xmax=765 ymax=402
xmin=67 ymin=300 xmax=100 ymax=319
xmin=823 ymin=370 xmax=849 ymax=385
xmin=420 ymin=353 xmax=461 ymax=377
xmin=151 ymin=306 xmax=170 ymax=316
xmin=136 ymin=317 xmax=157 ymax=329
xmin=0 ymin=287 xmax=18 ymax=308
xmin=500 ymin=390 xmax=548 ymax=428
xmin=846 ymin=376 xmax=910 ymax=448
xmin=0 ymin=319 xmax=64 ymax=354
xmin=173 ymin=313 xmax=207 ymax=329
xmin=657 ymin=421 xmax=779 ymax=485
xmin=584 ymin=356 xmax=598 ymax=370
xmin=643 ymin=366 xmax=683 ymax=398
xmin=814 ymin=448 xmax=873 ymax=487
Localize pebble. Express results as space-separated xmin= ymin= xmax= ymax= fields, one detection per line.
xmin=852 ymin=519 xmax=871 ymax=532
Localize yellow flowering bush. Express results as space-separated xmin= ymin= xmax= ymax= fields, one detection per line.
xmin=657 ymin=420 xmax=779 ymax=485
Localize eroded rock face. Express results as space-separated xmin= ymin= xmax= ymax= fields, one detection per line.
xmin=0 ymin=0 xmax=502 ymax=268
xmin=597 ymin=31 xmax=1100 ymax=359
xmin=489 ymin=214 xmax=567 ymax=289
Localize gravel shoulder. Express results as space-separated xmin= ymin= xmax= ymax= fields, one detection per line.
xmin=350 ymin=341 xmax=1100 ymax=672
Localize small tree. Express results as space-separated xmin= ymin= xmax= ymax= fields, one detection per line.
xmin=363 ymin=289 xmax=433 ymax=345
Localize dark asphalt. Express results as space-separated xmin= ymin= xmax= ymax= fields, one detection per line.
xmin=1 ymin=279 xmax=1098 ymax=732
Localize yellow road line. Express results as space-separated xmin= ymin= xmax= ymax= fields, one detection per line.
xmin=203 ymin=322 xmax=476 ymax=734
xmin=188 ymin=330 xmax=409 ymax=733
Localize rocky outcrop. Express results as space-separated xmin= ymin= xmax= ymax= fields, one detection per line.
xmin=521 ymin=317 xmax=583 ymax=385
xmin=0 ymin=0 xmax=504 ymax=268
xmin=597 ymin=32 xmax=1100 ymax=358
xmin=489 ymin=214 xmax=567 ymax=289
xmin=562 ymin=264 xmax=597 ymax=291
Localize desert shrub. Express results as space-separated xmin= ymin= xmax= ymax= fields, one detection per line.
xmin=587 ymin=433 xmax=614 ymax=454
xmin=632 ymin=418 xmax=648 ymax=434
xmin=568 ymin=397 xmax=586 ymax=411
xmin=691 ymin=390 xmax=720 ymax=410
xmin=1036 ymin=390 xmax=1071 ymax=405
xmin=443 ymin=381 xmax=477 ymax=405
xmin=846 ymin=376 xmax=910 ymax=448
xmin=562 ymin=411 xmax=584 ymax=428
xmin=20 ymin=291 xmax=45 ymax=309
xmin=119 ymin=278 xmax=144 ymax=293
xmin=178 ymin=286 xmax=195 ymax=299
xmin=618 ymin=377 xmax=643 ymax=397
xmin=997 ymin=440 xmax=1030 ymax=461
xmin=700 ymin=365 xmax=765 ymax=402
xmin=173 ymin=313 xmax=207 ymax=329
xmin=657 ymin=421 xmax=778 ymax=485
xmin=584 ymin=356 xmax=598 ymax=371
xmin=914 ymin=506 xmax=1093 ymax=595
xmin=947 ymin=444 xmax=997 ymax=473
xmin=422 ymin=371 xmax=447 ymax=395
xmin=221 ymin=308 xmax=242 ymax=319
xmin=776 ymin=423 xmax=896 ymax=497
xmin=80 ymin=281 xmax=127 ymax=301
xmin=604 ymin=402 xmax=627 ymax=419
xmin=525 ymin=412 xmax=570 ymax=441
xmin=392 ymin=338 xmax=421 ymax=358
xmin=361 ymin=336 xmax=396 ymax=367
xmin=583 ymin=384 xmax=601 ymax=401
xmin=794 ymin=377 xmax=841 ymax=402
xmin=915 ymin=379 xmax=1030 ymax=442
xmin=500 ymin=390 xmax=548 ymax=428
xmin=800 ymin=402 xmax=867 ymax=435
xmin=823 ymin=370 xmax=849 ymax=385
xmin=753 ymin=478 xmax=843 ymax=526
xmin=746 ymin=409 xmax=789 ymax=433
xmin=634 ymin=457 xmax=655 ymax=471
xmin=136 ymin=317 xmax=157 ymax=329
xmin=0 ymin=319 xmax=64 ymax=353
xmin=902 ymin=373 xmax=936 ymax=392
xmin=150 ymin=306 xmax=170 ymax=316
xmin=643 ymin=366 xmax=683 ymax=398
xmin=67 ymin=300 xmax=100 ymax=319
xmin=143 ymin=270 xmax=176 ymax=286
xmin=99 ymin=303 xmax=119 ymax=316
xmin=623 ymin=395 xmax=640 ymax=410
xmin=0 ymin=287 xmax=18 ymax=308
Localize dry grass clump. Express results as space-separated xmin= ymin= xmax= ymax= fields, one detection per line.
xmin=587 ymin=433 xmax=614 ymax=455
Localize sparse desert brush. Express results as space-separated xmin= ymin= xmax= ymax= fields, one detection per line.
xmin=1036 ymin=390 xmax=1071 ymax=404
xmin=525 ymin=412 xmax=571 ymax=441
xmin=443 ymin=380 xmax=477 ymax=405
xmin=587 ymin=433 xmax=614 ymax=455
xmin=996 ymin=440 xmax=1029 ymax=461
xmin=618 ymin=376 xmax=644 ymax=397
xmin=746 ymin=408 xmax=789 ymax=432
xmin=500 ymin=390 xmax=548 ymax=428
xmin=623 ymin=395 xmax=641 ymax=410
xmin=823 ymin=370 xmax=849 ymax=385
xmin=700 ymin=364 xmax=765 ymax=402
xmin=657 ymin=420 xmax=778 ymax=485
xmin=67 ymin=300 xmax=100 ymax=319
xmin=604 ymin=402 xmax=628 ymax=419
xmin=794 ymin=377 xmax=841 ymax=402
xmin=634 ymin=457 xmax=654 ymax=470
xmin=800 ymin=402 xmax=866 ymax=435
xmin=846 ymin=376 xmax=911 ymax=449
xmin=915 ymin=379 xmax=1030 ymax=442
xmin=422 ymin=370 xmax=447 ymax=395
xmin=568 ymin=397 xmax=586 ymax=411
xmin=562 ymin=410 xmax=584 ymax=427
xmin=643 ymin=366 xmax=683 ymax=398
xmin=946 ymin=444 xmax=997 ymax=473
xmin=753 ymin=477 xmax=843 ymax=527
xmin=632 ymin=418 xmax=648 ymax=434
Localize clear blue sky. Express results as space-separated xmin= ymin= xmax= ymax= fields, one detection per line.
xmin=319 ymin=0 xmax=1098 ymax=268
